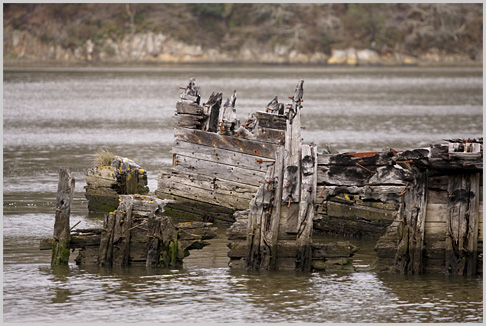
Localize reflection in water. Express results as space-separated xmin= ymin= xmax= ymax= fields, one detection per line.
xmin=3 ymin=66 xmax=482 ymax=323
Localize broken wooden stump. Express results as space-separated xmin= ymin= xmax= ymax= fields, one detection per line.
xmin=41 ymin=194 xmax=217 ymax=267
xmin=85 ymin=155 xmax=149 ymax=213
xmin=51 ymin=167 xmax=75 ymax=265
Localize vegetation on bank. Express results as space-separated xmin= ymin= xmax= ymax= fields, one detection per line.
xmin=3 ymin=3 xmax=483 ymax=62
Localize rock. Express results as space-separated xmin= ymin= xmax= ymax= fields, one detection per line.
xmin=328 ymin=48 xmax=357 ymax=65
xmin=356 ymin=49 xmax=382 ymax=65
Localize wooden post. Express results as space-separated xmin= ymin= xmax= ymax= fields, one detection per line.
xmin=245 ymin=160 xmax=276 ymax=270
xmin=51 ymin=167 xmax=75 ymax=265
xmin=445 ymin=173 xmax=480 ymax=275
xmin=146 ymin=213 xmax=162 ymax=267
xmin=260 ymin=146 xmax=284 ymax=270
xmin=283 ymin=80 xmax=304 ymax=233
xmin=295 ymin=144 xmax=317 ymax=271
xmin=98 ymin=212 xmax=116 ymax=267
xmin=394 ymin=171 xmax=427 ymax=274
xmin=112 ymin=196 xmax=134 ymax=266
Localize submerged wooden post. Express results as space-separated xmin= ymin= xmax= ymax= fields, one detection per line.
xmin=394 ymin=170 xmax=427 ymax=274
xmin=246 ymin=160 xmax=277 ymax=270
xmin=51 ymin=167 xmax=75 ymax=265
xmin=260 ymin=146 xmax=285 ymax=270
xmin=445 ymin=173 xmax=480 ymax=275
xmin=296 ymin=144 xmax=317 ymax=271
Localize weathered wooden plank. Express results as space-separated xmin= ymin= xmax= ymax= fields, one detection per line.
xmin=445 ymin=173 xmax=480 ymax=275
xmin=326 ymin=200 xmax=396 ymax=222
xmin=246 ymin=161 xmax=276 ymax=270
xmin=176 ymin=101 xmax=204 ymax=115
xmin=154 ymin=190 xmax=235 ymax=222
xmin=159 ymin=168 xmax=258 ymax=200
xmin=255 ymin=127 xmax=286 ymax=145
xmin=158 ymin=173 xmax=252 ymax=210
xmin=204 ymin=92 xmax=223 ymax=132
xmin=425 ymin=203 xmax=448 ymax=222
xmin=395 ymin=171 xmax=427 ymax=274
xmin=172 ymin=140 xmax=273 ymax=172
xmin=52 ymin=167 xmax=75 ymax=265
xmin=174 ymin=127 xmax=280 ymax=158
xmin=317 ymin=150 xmax=395 ymax=166
xmin=295 ymin=144 xmax=317 ymax=271
xmin=282 ymin=117 xmax=301 ymax=203
xmin=112 ymin=196 xmax=133 ymax=266
xmin=173 ymin=154 xmax=266 ymax=186
xmin=254 ymin=111 xmax=287 ymax=130
xmin=424 ymin=221 xmax=447 ymax=235
xmin=172 ymin=113 xmax=205 ymax=128
xmin=260 ymin=147 xmax=284 ymax=270
xmin=316 ymin=185 xmax=404 ymax=204
xmin=98 ymin=212 xmax=116 ymax=267
xmin=317 ymin=165 xmax=409 ymax=186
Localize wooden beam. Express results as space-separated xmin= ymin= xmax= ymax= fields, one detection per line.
xmin=174 ymin=127 xmax=280 ymax=158
xmin=51 ymin=167 xmax=75 ymax=265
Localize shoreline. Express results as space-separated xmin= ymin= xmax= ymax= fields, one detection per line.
xmin=3 ymin=59 xmax=483 ymax=69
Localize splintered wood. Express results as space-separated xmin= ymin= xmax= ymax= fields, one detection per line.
xmin=51 ymin=167 xmax=75 ymax=265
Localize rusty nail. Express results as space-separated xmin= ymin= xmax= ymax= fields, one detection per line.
xmin=179 ymin=87 xmax=186 ymax=90
xmin=301 ymin=126 xmax=306 ymax=129
xmin=288 ymin=96 xmax=294 ymax=100
xmin=318 ymin=185 xmax=326 ymax=198
xmin=256 ymin=159 xmax=274 ymax=164
xmin=399 ymin=182 xmax=410 ymax=196
xmin=396 ymin=160 xmax=413 ymax=164
xmin=284 ymin=183 xmax=291 ymax=188
xmin=355 ymin=162 xmax=375 ymax=175
xmin=288 ymin=198 xmax=291 ymax=208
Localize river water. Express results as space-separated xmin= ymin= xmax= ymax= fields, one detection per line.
xmin=3 ymin=65 xmax=483 ymax=323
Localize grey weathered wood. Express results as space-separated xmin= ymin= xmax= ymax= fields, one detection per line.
xmin=176 ymin=101 xmax=204 ymax=115
xmin=445 ymin=173 xmax=480 ymax=275
xmin=318 ymin=150 xmax=396 ymax=166
xmin=159 ymin=168 xmax=257 ymax=199
xmin=112 ymin=196 xmax=134 ymax=266
xmin=174 ymin=127 xmax=279 ymax=158
xmin=254 ymin=111 xmax=287 ymax=130
xmin=173 ymin=154 xmax=266 ymax=186
xmin=394 ymin=171 xmax=427 ymax=274
xmin=246 ymin=161 xmax=276 ymax=270
xmin=173 ymin=113 xmax=204 ymax=128
xmin=255 ymin=127 xmax=286 ymax=145
xmin=146 ymin=213 xmax=162 ymax=267
xmin=204 ymin=92 xmax=222 ymax=132
xmin=180 ymin=77 xmax=201 ymax=104
xmin=260 ymin=147 xmax=284 ymax=270
xmin=172 ymin=140 xmax=273 ymax=172
xmin=295 ymin=144 xmax=317 ymax=271
xmin=317 ymin=165 xmax=409 ymax=186
xmin=51 ymin=167 xmax=75 ymax=265
xmin=98 ymin=212 xmax=116 ymax=267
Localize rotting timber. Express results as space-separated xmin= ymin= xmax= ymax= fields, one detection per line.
xmin=155 ymin=78 xmax=482 ymax=274
xmin=41 ymin=193 xmax=217 ymax=267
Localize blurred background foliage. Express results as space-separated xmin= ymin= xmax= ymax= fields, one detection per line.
xmin=4 ymin=3 xmax=483 ymax=57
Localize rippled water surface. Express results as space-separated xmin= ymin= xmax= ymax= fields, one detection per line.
xmin=3 ymin=65 xmax=483 ymax=323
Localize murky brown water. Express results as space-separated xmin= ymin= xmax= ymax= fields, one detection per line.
xmin=3 ymin=65 xmax=483 ymax=323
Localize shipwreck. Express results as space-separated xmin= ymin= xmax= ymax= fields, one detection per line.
xmin=43 ymin=78 xmax=483 ymax=275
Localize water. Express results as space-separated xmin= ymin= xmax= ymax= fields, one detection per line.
xmin=3 ymin=65 xmax=483 ymax=323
